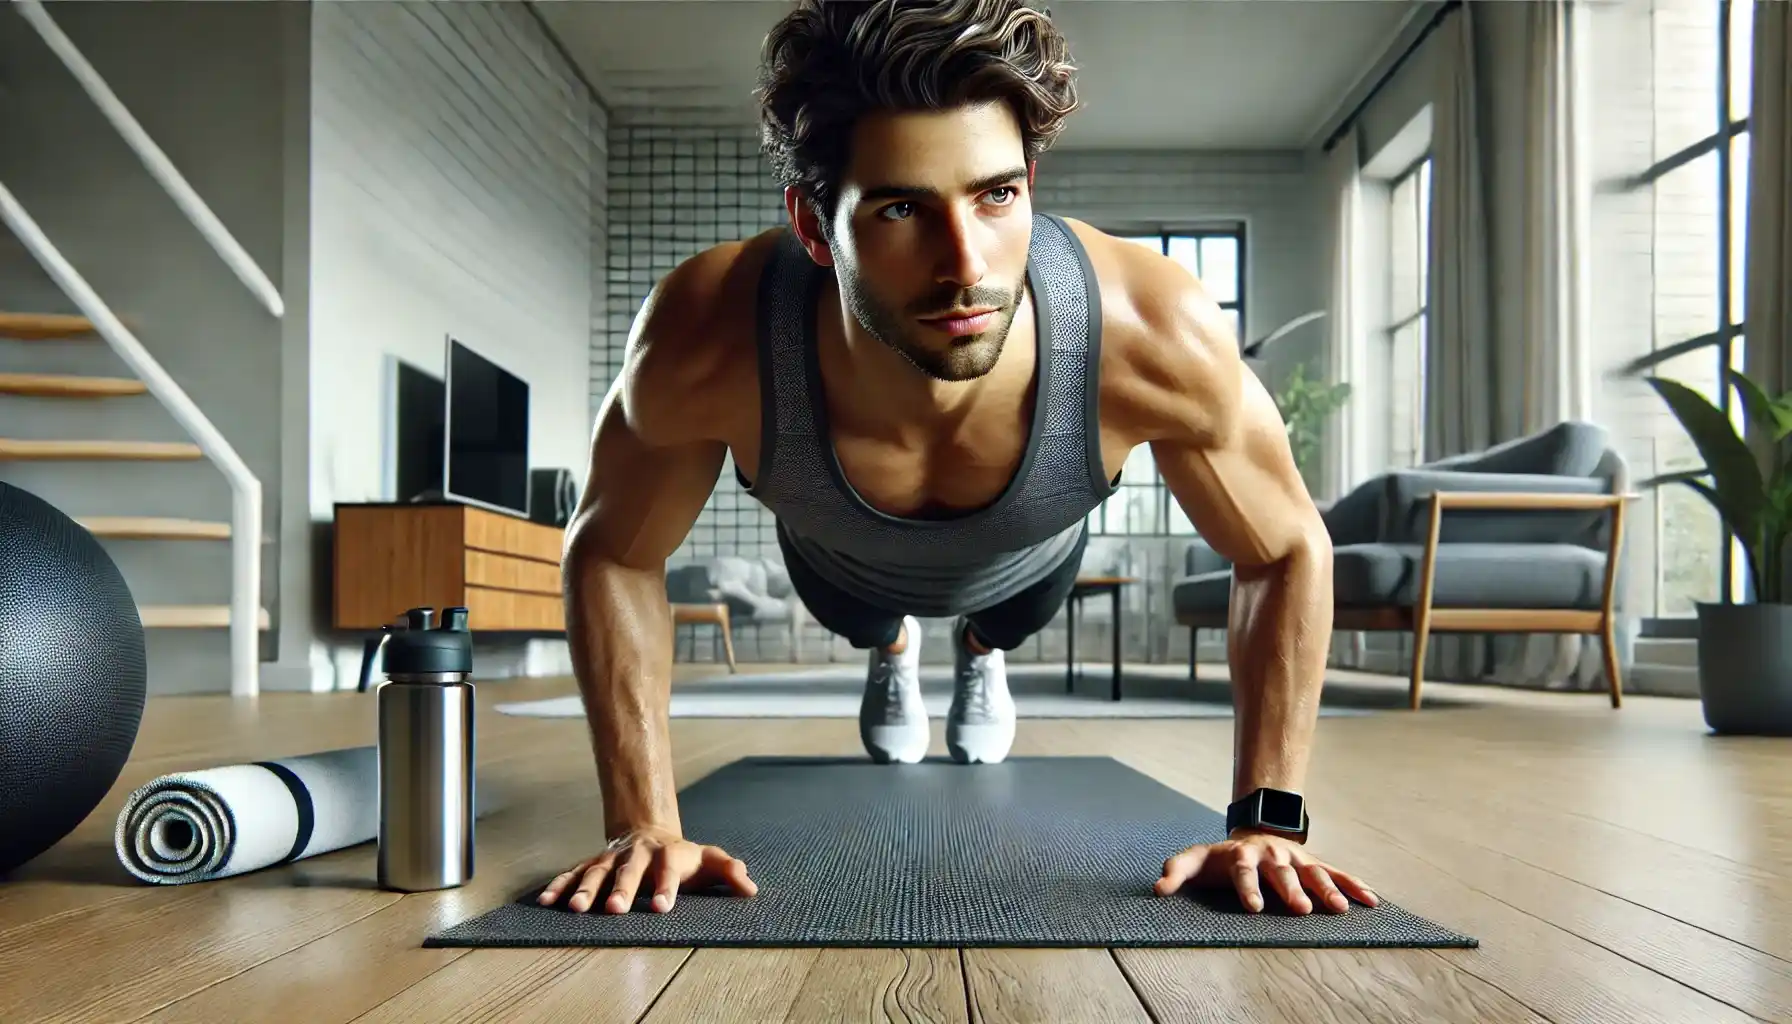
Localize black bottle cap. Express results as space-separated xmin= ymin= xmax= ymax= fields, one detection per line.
xmin=385 ymin=605 xmax=473 ymax=675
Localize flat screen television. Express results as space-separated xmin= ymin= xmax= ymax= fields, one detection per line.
xmin=443 ymin=336 xmax=530 ymax=517
xmin=389 ymin=358 xmax=445 ymax=502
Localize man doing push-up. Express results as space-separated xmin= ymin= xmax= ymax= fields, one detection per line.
xmin=543 ymin=0 xmax=1377 ymax=923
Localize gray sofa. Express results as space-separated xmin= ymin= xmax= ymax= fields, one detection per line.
xmin=1172 ymin=420 xmax=1632 ymax=709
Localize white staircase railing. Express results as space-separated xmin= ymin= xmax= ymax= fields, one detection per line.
xmin=6 ymin=0 xmax=282 ymax=698
xmin=12 ymin=0 xmax=283 ymax=318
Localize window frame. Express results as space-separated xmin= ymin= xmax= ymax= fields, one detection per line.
xmin=1088 ymin=224 xmax=1247 ymax=537
xmin=1638 ymin=0 xmax=1752 ymax=637
xmin=1384 ymin=153 xmax=1432 ymax=471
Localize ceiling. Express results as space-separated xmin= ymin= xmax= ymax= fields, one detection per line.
xmin=533 ymin=0 xmax=1420 ymax=150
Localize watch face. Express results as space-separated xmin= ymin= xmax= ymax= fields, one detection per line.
xmin=1259 ymin=789 xmax=1306 ymax=831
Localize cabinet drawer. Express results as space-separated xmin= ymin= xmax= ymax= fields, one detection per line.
xmin=463 ymin=586 xmax=564 ymax=631
xmin=465 ymin=550 xmax=560 ymax=596
xmin=463 ymin=506 xmax=563 ymax=564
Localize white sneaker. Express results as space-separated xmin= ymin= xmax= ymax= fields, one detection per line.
xmin=947 ymin=618 xmax=1016 ymax=764
xmin=860 ymin=615 xmax=929 ymax=764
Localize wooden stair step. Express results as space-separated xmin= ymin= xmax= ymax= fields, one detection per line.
xmin=139 ymin=605 xmax=270 ymax=629
xmin=78 ymin=516 xmax=231 ymax=540
xmin=0 ymin=372 xmax=146 ymax=398
xmin=0 ymin=439 xmax=203 ymax=461
xmin=0 ymin=312 xmax=95 ymax=340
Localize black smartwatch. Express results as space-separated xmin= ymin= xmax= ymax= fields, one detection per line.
xmin=1225 ymin=788 xmax=1309 ymax=842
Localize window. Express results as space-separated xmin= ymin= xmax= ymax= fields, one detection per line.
xmin=1641 ymin=0 xmax=1752 ymax=623
xmin=1386 ymin=157 xmax=1431 ymax=471
xmin=1092 ymin=227 xmax=1245 ymax=536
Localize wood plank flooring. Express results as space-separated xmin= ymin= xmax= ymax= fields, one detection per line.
xmin=1 ymin=665 xmax=1787 ymax=1023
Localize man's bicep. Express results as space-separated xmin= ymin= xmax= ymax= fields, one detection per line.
xmin=1151 ymin=367 xmax=1322 ymax=571
xmin=566 ymin=382 xmax=724 ymax=572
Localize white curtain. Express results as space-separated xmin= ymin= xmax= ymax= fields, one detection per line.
xmin=1423 ymin=2 xmax=1499 ymax=680
xmin=1321 ymin=127 xmax=1367 ymax=502
xmin=1521 ymin=0 xmax=1595 ymax=429
xmin=1746 ymin=1 xmax=1792 ymax=593
xmin=1423 ymin=3 xmax=1496 ymax=464
xmin=1486 ymin=0 xmax=1606 ymax=691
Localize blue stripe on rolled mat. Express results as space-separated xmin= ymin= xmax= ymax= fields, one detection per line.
xmin=253 ymin=760 xmax=316 ymax=864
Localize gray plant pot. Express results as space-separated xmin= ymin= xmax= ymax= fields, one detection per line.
xmin=1695 ymin=601 xmax=1792 ymax=735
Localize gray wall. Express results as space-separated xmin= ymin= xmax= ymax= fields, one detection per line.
xmin=0 ymin=0 xmax=300 ymax=695
xmin=598 ymin=118 xmax=1322 ymax=666
xmin=306 ymin=1 xmax=604 ymax=688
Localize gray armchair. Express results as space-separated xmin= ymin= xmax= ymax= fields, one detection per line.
xmin=666 ymin=555 xmax=809 ymax=663
xmin=1172 ymin=420 xmax=1632 ymax=709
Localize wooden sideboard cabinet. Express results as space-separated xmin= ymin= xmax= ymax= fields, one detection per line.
xmin=332 ymin=502 xmax=567 ymax=632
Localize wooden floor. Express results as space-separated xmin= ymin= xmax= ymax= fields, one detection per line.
xmin=3 ymin=664 xmax=1789 ymax=1024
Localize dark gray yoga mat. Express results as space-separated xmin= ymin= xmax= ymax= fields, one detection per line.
xmin=426 ymin=756 xmax=1476 ymax=949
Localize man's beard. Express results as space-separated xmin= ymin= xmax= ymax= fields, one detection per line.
xmin=841 ymin=275 xmax=1027 ymax=382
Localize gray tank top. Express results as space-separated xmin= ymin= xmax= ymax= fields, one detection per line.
xmin=739 ymin=212 xmax=1118 ymax=617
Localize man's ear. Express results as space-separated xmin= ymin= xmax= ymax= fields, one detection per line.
xmin=1027 ymin=161 xmax=1036 ymax=191
xmin=783 ymin=186 xmax=835 ymax=268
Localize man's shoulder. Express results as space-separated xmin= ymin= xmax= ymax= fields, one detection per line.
xmin=634 ymin=230 xmax=783 ymax=355
xmin=622 ymin=230 xmax=783 ymax=437
xmin=1056 ymin=217 xmax=1246 ymax=441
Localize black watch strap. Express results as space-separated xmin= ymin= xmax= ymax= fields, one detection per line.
xmin=1226 ymin=787 xmax=1309 ymax=840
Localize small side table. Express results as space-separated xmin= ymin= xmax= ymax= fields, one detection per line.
xmin=671 ymin=602 xmax=737 ymax=673
xmin=1066 ymin=576 xmax=1136 ymax=701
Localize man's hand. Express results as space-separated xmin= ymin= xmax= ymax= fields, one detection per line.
xmin=537 ymin=825 xmax=758 ymax=914
xmin=1154 ymin=830 xmax=1378 ymax=915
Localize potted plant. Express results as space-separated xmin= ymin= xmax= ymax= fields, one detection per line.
xmin=1642 ymin=368 xmax=1792 ymax=735
xmin=1271 ymin=362 xmax=1352 ymax=493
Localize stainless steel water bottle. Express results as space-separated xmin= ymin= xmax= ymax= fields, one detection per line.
xmin=358 ymin=605 xmax=476 ymax=892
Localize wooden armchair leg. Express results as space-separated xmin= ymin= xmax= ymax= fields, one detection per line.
xmin=1410 ymin=496 xmax=1443 ymax=710
xmin=718 ymin=614 xmax=738 ymax=673
xmin=1409 ymin=611 xmax=1433 ymax=711
xmin=1599 ymin=620 xmax=1624 ymax=709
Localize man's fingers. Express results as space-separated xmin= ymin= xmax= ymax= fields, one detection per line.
xmin=1322 ymin=863 xmax=1379 ymax=907
xmin=1231 ymin=846 xmax=1265 ymax=912
xmin=650 ymin=853 xmax=683 ymax=913
xmin=538 ymin=858 xmax=597 ymax=905
xmin=701 ymin=845 xmax=758 ymax=896
xmin=1299 ymin=862 xmax=1350 ymax=914
xmin=606 ymin=844 xmax=655 ymax=913
xmin=568 ymin=857 xmax=615 ymax=913
xmin=1154 ymin=847 xmax=1208 ymax=896
xmin=1264 ymin=862 xmax=1311 ymax=915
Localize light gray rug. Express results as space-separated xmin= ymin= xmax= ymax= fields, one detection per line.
xmin=495 ymin=663 xmax=1435 ymax=720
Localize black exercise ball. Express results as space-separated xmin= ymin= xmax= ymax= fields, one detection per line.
xmin=0 ymin=482 xmax=147 ymax=876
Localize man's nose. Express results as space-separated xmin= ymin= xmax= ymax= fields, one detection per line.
xmin=933 ymin=208 xmax=988 ymax=286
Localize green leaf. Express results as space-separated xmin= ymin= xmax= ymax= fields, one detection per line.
xmin=1726 ymin=369 xmax=1792 ymax=442
xmin=1645 ymin=375 xmax=1766 ymax=547
xmin=1638 ymin=468 xmax=1709 ymax=489
xmin=1612 ymin=331 xmax=1722 ymax=378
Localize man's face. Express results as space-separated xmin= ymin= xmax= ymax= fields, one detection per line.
xmin=801 ymin=101 xmax=1034 ymax=382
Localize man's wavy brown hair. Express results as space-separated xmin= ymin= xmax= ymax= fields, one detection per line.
xmin=755 ymin=0 xmax=1081 ymax=224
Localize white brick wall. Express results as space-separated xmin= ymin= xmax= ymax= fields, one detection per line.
xmin=308 ymin=1 xmax=601 ymax=686
xmin=310 ymin=0 xmax=599 ymax=517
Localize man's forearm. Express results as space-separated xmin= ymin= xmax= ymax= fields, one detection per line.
xmin=1226 ymin=533 xmax=1332 ymax=802
xmin=564 ymin=549 xmax=681 ymax=837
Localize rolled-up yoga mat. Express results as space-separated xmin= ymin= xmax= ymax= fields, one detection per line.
xmin=114 ymin=746 xmax=378 ymax=885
